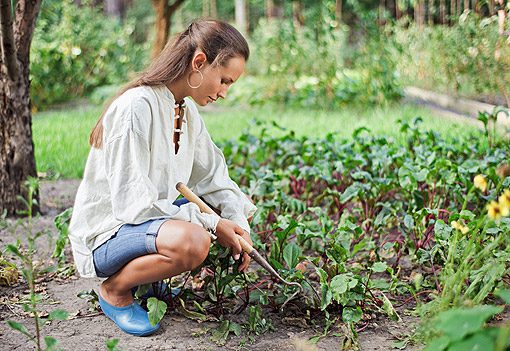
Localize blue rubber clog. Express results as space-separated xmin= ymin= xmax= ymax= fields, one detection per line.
xmin=98 ymin=292 xmax=159 ymax=336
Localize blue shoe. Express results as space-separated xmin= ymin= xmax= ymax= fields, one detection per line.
xmin=98 ymin=292 xmax=159 ymax=336
xmin=132 ymin=282 xmax=181 ymax=300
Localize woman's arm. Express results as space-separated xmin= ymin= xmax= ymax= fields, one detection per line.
xmin=187 ymin=115 xmax=257 ymax=233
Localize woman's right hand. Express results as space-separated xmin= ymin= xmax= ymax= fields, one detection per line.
xmin=214 ymin=218 xmax=244 ymax=259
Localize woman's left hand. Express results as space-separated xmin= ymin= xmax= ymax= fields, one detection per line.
xmin=238 ymin=230 xmax=252 ymax=272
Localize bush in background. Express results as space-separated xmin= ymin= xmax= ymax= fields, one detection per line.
xmin=30 ymin=0 xmax=148 ymax=110
xmin=227 ymin=16 xmax=402 ymax=109
xmin=394 ymin=11 xmax=510 ymax=106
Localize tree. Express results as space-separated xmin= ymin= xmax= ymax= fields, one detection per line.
xmin=202 ymin=0 xmax=217 ymax=18
xmin=235 ymin=0 xmax=248 ymax=33
xmin=439 ymin=0 xmax=445 ymax=24
xmin=266 ymin=0 xmax=284 ymax=20
xmin=0 ymin=0 xmax=42 ymax=215
xmin=104 ymin=0 xmax=133 ymax=20
xmin=293 ymin=0 xmax=305 ymax=28
xmin=336 ymin=0 xmax=343 ymax=23
xmin=151 ymin=0 xmax=187 ymax=59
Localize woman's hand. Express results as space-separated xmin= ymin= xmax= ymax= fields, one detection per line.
xmin=215 ymin=219 xmax=253 ymax=272
xmin=238 ymin=230 xmax=252 ymax=272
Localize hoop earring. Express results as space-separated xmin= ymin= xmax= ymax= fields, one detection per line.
xmin=187 ymin=69 xmax=203 ymax=89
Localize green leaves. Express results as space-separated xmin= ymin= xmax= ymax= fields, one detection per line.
xmin=283 ymin=243 xmax=302 ymax=269
xmin=177 ymin=298 xmax=208 ymax=322
xmin=371 ymin=262 xmax=388 ymax=273
xmin=105 ymin=339 xmax=121 ymax=351
xmin=331 ymin=274 xmax=358 ymax=298
xmin=403 ymin=214 xmax=414 ymax=230
xmin=435 ymin=305 xmax=503 ymax=342
xmin=342 ymin=306 xmax=363 ymax=323
xmin=340 ymin=184 xmax=361 ymax=203
xmin=147 ymin=298 xmax=167 ymax=327
xmin=211 ymin=320 xmax=242 ymax=345
xmin=435 ymin=220 xmax=453 ymax=240
xmin=48 ymin=309 xmax=68 ymax=321
xmin=425 ymin=305 xmax=504 ymax=351
xmin=7 ymin=320 xmax=32 ymax=340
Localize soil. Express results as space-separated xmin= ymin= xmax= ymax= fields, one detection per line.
xmin=0 ymin=180 xmax=419 ymax=351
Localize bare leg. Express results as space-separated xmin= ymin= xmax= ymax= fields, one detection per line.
xmin=99 ymin=220 xmax=211 ymax=306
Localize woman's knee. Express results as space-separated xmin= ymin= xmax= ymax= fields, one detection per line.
xmin=156 ymin=221 xmax=211 ymax=270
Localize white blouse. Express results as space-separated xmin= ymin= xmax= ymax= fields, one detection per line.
xmin=68 ymin=85 xmax=257 ymax=278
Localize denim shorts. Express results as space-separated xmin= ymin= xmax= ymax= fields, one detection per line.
xmin=92 ymin=198 xmax=190 ymax=278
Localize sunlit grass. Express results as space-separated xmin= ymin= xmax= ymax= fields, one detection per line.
xmin=33 ymin=101 xmax=480 ymax=179
xmin=202 ymin=102 xmax=480 ymax=140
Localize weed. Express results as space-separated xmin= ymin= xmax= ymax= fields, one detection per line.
xmin=5 ymin=178 xmax=68 ymax=351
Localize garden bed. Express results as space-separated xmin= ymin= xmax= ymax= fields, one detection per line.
xmin=0 ymin=180 xmax=418 ymax=350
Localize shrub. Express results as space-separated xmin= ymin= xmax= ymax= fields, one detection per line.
xmin=394 ymin=11 xmax=510 ymax=106
xmin=228 ymin=17 xmax=402 ymax=109
xmin=30 ymin=0 xmax=148 ymax=110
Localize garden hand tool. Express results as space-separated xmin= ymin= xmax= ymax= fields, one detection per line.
xmin=175 ymin=182 xmax=305 ymax=306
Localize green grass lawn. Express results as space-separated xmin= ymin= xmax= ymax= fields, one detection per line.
xmin=33 ymin=102 xmax=481 ymax=179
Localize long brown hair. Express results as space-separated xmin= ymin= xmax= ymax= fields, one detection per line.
xmin=89 ymin=19 xmax=249 ymax=148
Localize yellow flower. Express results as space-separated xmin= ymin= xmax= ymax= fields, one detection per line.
xmin=487 ymin=201 xmax=509 ymax=220
xmin=451 ymin=220 xmax=469 ymax=234
xmin=473 ymin=175 xmax=488 ymax=192
xmin=498 ymin=189 xmax=510 ymax=212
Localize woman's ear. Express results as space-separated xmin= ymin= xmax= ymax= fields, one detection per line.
xmin=192 ymin=52 xmax=207 ymax=70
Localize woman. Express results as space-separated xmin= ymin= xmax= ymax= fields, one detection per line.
xmin=68 ymin=19 xmax=257 ymax=336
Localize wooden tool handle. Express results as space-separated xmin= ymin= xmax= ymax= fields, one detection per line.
xmin=176 ymin=182 xmax=254 ymax=253
xmin=176 ymin=182 xmax=215 ymax=215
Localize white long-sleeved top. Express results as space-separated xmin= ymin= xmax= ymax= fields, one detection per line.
xmin=68 ymin=85 xmax=257 ymax=278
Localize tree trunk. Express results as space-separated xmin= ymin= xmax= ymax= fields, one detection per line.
xmin=266 ymin=0 xmax=283 ymax=20
xmin=464 ymin=0 xmax=469 ymax=10
xmin=202 ymin=0 xmax=209 ymax=17
xmin=104 ymin=0 xmax=122 ymax=17
xmin=0 ymin=0 xmax=42 ymax=216
xmin=201 ymin=0 xmax=217 ymax=18
xmin=428 ymin=0 xmax=434 ymax=25
xmin=151 ymin=0 xmax=187 ymax=59
xmin=488 ymin=0 xmax=494 ymax=15
xmin=416 ymin=0 xmax=425 ymax=26
xmin=104 ymin=0 xmax=133 ymax=21
xmin=451 ymin=0 xmax=455 ymax=23
xmin=210 ymin=0 xmax=217 ymax=18
xmin=266 ymin=0 xmax=273 ymax=19
xmin=235 ymin=0 xmax=248 ymax=33
xmin=379 ymin=0 xmax=386 ymax=25
xmin=336 ymin=0 xmax=342 ymax=23
xmin=395 ymin=0 xmax=401 ymax=19
xmin=293 ymin=0 xmax=305 ymax=28
xmin=152 ymin=0 xmax=169 ymax=59
xmin=439 ymin=0 xmax=445 ymax=24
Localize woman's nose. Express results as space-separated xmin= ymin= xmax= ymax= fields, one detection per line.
xmin=218 ymin=87 xmax=228 ymax=99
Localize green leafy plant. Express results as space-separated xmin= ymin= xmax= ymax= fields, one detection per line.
xmin=424 ymin=289 xmax=510 ymax=351
xmin=51 ymin=208 xmax=74 ymax=277
xmin=5 ymin=178 xmax=68 ymax=351
xmin=477 ymin=106 xmax=510 ymax=148
xmin=210 ymin=319 xmax=242 ymax=345
xmin=105 ymin=338 xmax=122 ymax=351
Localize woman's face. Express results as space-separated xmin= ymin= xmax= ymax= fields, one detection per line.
xmin=189 ymin=55 xmax=245 ymax=106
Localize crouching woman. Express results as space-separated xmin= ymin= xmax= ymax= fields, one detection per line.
xmin=68 ymin=19 xmax=257 ymax=336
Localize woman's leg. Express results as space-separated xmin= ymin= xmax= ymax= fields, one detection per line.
xmin=100 ymin=220 xmax=211 ymax=306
